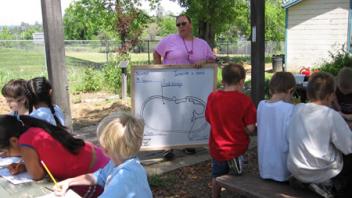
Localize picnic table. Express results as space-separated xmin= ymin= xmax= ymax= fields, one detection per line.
xmin=0 ymin=176 xmax=52 ymax=198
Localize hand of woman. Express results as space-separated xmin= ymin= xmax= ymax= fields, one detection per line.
xmin=194 ymin=61 xmax=206 ymax=69
xmin=7 ymin=162 xmax=26 ymax=175
xmin=54 ymin=179 xmax=71 ymax=196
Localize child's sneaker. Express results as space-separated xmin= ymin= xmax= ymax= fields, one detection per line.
xmin=309 ymin=182 xmax=334 ymax=198
xmin=288 ymin=176 xmax=307 ymax=190
xmin=228 ymin=157 xmax=243 ymax=175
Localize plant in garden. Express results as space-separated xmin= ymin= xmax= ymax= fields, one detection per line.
xmin=79 ymin=67 xmax=102 ymax=92
xmin=319 ymin=47 xmax=352 ymax=76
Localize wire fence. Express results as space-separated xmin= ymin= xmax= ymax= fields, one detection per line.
xmin=0 ymin=40 xmax=284 ymax=64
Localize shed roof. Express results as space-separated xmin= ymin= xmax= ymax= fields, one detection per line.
xmin=282 ymin=0 xmax=302 ymax=9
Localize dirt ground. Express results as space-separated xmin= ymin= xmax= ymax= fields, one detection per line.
xmin=0 ymin=92 xmax=259 ymax=197
xmin=0 ymin=92 xmax=131 ymax=130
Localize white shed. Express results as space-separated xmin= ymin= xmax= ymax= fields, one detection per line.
xmin=283 ymin=0 xmax=351 ymax=70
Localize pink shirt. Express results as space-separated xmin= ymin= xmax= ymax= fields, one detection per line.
xmin=155 ymin=34 xmax=215 ymax=64
xmin=19 ymin=127 xmax=109 ymax=180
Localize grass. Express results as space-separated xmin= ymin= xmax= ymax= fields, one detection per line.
xmin=0 ymin=48 xmax=153 ymax=93
xmin=0 ymin=47 xmax=272 ymax=94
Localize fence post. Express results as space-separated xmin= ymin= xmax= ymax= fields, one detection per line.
xmin=106 ymin=40 xmax=109 ymax=63
xmin=226 ymin=42 xmax=229 ymax=58
xmin=147 ymin=40 xmax=150 ymax=64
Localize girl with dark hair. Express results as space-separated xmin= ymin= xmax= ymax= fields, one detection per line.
xmin=0 ymin=115 xmax=109 ymax=182
xmin=1 ymin=79 xmax=29 ymax=116
xmin=26 ymin=77 xmax=65 ymax=127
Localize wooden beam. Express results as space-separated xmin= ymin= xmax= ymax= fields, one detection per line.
xmin=41 ymin=0 xmax=72 ymax=130
xmin=250 ymin=0 xmax=265 ymax=106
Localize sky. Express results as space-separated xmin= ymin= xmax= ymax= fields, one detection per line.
xmin=0 ymin=0 xmax=184 ymax=26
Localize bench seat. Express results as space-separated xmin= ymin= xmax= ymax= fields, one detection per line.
xmin=215 ymin=175 xmax=319 ymax=198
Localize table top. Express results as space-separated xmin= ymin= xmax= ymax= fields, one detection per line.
xmin=0 ymin=176 xmax=53 ymax=198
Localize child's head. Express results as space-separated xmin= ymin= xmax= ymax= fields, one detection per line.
xmin=337 ymin=67 xmax=352 ymax=94
xmin=1 ymin=79 xmax=28 ymax=113
xmin=269 ymin=72 xmax=296 ymax=95
xmin=222 ymin=63 xmax=246 ymax=87
xmin=307 ymin=72 xmax=335 ymax=103
xmin=97 ymin=112 xmax=144 ymax=162
xmin=26 ymin=77 xmax=52 ymax=108
xmin=0 ymin=115 xmax=28 ymax=150
xmin=26 ymin=77 xmax=63 ymax=126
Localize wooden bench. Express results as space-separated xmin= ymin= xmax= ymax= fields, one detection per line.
xmin=215 ymin=175 xmax=319 ymax=198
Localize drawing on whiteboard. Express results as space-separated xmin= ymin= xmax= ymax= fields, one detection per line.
xmin=140 ymin=95 xmax=208 ymax=141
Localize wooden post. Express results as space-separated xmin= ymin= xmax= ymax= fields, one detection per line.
xmin=250 ymin=0 xmax=265 ymax=106
xmin=41 ymin=0 xmax=72 ymax=130
xmin=119 ymin=61 xmax=129 ymax=99
xmin=147 ymin=40 xmax=150 ymax=64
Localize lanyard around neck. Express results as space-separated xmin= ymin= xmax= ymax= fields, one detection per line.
xmin=182 ymin=37 xmax=193 ymax=55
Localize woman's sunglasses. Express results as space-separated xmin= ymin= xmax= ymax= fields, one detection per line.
xmin=176 ymin=22 xmax=188 ymax=27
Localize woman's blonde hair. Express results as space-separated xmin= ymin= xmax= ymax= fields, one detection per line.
xmin=97 ymin=112 xmax=144 ymax=160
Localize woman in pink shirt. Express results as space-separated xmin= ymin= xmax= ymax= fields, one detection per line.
xmin=153 ymin=15 xmax=215 ymax=65
xmin=153 ymin=15 xmax=216 ymax=159
xmin=0 ymin=115 xmax=109 ymax=182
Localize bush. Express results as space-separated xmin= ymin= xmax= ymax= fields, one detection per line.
xmin=102 ymin=62 xmax=121 ymax=93
xmin=319 ymin=47 xmax=352 ymax=76
xmin=78 ymin=67 xmax=102 ymax=92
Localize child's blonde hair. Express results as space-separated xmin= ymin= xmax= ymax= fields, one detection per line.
xmin=97 ymin=112 xmax=144 ymax=160
xmin=337 ymin=67 xmax=352 ymax=94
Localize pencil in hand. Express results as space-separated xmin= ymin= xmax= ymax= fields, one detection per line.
xmin=40 ymin=160 xmax=57 ymax=185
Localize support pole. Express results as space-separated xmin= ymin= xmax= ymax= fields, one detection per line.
xmin=250 ymin=0 xmax=265 ymax=106
xmin=41 ymin=0 xmax=72 ymax=130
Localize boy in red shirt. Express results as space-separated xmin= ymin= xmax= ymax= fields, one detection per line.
xmin=205 ymin=63 xmax=256 ymax=198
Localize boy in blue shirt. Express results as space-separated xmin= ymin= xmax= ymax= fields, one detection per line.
xmin=54 ymin=112 xmax=152 ymax=198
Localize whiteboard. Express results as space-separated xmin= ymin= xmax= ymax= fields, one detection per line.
xmin=132 ymin=64 xmax=217 ymax=150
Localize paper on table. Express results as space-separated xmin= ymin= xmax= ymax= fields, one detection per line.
xmin=0 ymin=168 xmax=33 ymax=184
xmin=0 ymin=156 xmax=21 ymax=167
xmin=36 ymin=189 xmax=82 ymax=198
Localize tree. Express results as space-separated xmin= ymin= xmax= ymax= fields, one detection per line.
xmin=113 ymin=0 xmax=151 ymax=54
xmin=176 ymin=0 xmax=250 ymax=48
xmin=0 ymin=27 xmax=15 ymax=40
xmin=63 ymin=0 xmax=115 ymax=40
xmin=265 ymin=0 xmax=285 ymax=41
xmin=175 ymin=0 xmax=285 ymax=47
xmin=158 ymin=16 xmax=177 ymax=37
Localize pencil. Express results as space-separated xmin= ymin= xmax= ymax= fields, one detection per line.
xmin=40 ymin=160 xmax=57 ymax=185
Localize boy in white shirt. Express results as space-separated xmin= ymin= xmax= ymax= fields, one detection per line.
xmin=257 ymin=72 xmax=296 ymax=182
xmin=287 ymin=72 xmax=352 ymax=198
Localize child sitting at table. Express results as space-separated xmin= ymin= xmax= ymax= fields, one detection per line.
xmin=1 ymin=79 xmax=29 ymax=157
xmin=1 ymin=79 xmax=28 ymax=116
xmin=257 ymin=72 xmax=295 ymax=182
xmin=26 ymin=77 xmax=65 ymax=127
xmin=0 ymin=114 xmax=109 ymax=196
xmin=334 ymin=67 xmax=352 ymax=128
xmin=287 ymin=72 xmax=352 ymax=197
xmin=205 ymin=63 xmax=256 ymax=198
xmin=54 ymin=112 xmax=152 ymax=198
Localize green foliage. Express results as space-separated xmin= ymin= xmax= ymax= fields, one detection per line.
xmin=158 ymin=16 xmax=177 ymax=37
xmin=177 ymin=0 xmax=285 ymax=47
xmin=265 ymin=0 xmax=285 ymax=41
xmin=102 ymin=62 xmax=121 ymax=93
xmin=319 ymin=47 xmax=352 ymax=76
xmin=63 ymin=0 xmax=115 ymax=40
xmin=0 ymin=27 xmax=15 ymax=40
xmin=78 ymin=67 xmax=102 ymax=92
xmin=101 ymin=54 xmax=131 ymax=93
